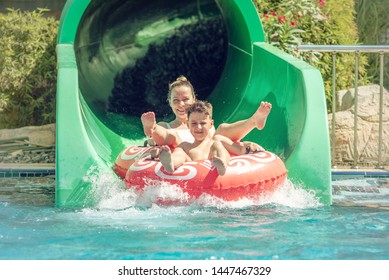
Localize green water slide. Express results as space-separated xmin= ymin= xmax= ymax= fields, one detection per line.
xmin=56 ymin=0 xmax=332 ymax=207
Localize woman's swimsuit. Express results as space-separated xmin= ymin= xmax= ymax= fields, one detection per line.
xmin=166 ymin=123 xmax=215 ymax=144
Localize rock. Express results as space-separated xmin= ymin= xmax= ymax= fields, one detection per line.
xmin=10 ymin=149 xmax=24 ymax=157
xmin=328 ymin=84 xmax=389 ymax=166
xmin=0 ymin=123 xmax=55 ymax=164
xmin=0 ymin=123 xmax=55 ymax=146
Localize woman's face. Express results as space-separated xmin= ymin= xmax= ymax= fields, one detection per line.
xmin=169 ymin=85 xmax=195 ymax=121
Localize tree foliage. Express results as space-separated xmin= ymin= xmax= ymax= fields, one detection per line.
xmin=356 ymin=0 xmax=389 ymax=89
xmin=253 ymin=0 xmax=369 ymax=111
xmin=0 ymin=8 xmax=58 ymax=129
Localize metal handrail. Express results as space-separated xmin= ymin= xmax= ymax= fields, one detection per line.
xmin=298 ymin=45 xmax=389 ymax=52
xmin=297 ymin=45 xmax=389 ymax=169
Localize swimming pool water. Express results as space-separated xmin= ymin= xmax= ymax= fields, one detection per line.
xmin=1 ymin=172 xmax=389 ymax=260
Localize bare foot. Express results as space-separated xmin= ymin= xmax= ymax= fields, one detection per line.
xmin=141 ymin=112 xmax=156 ymax=136
xmin=252 ymin=101 xmax=272 ymax=130
xmin=212 ymin=156 xmax=227 ymax=176
xmin=159 ymin=145 xmax=175 ymax=173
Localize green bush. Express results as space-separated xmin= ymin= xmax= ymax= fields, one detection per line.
xmin=0 ymin=8 xmax=58 ymax=129
xmin=253 ymin=0 xmax=368 ymax=111
xmin=323 ymin=0 xmax=369 ymax=94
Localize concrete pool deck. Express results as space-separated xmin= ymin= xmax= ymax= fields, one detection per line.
xmin=1 ymin=163 xmax=389 ymax=178
xmin=332 ymin=166 xmax=389 ymax=179
xmin=0 ymin=163 xmax=55 ymax=177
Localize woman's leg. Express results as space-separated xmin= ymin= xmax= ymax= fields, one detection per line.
xmin=214 ymin=101 xmax=272 ymax=141
xmin=141 ymin=112 xmax=179 ymax=147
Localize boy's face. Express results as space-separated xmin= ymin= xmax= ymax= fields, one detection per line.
xmin=188 ymin=112 xmax=214 ymax=142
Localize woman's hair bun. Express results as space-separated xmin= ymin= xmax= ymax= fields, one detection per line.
xmin=176 ymin=75 xmax=187 ymax=82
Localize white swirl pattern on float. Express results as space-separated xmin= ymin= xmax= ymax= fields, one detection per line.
xmin=129 ymin=151 xmax=277 ymax=178
xmin=233 ymin=151 xmax=276 ymax=163
xmin=129 ymin=158 xmax=156 ymax=171
xmin=155 ymin=162 xmax=198 ymax=180
xmin=120 ymin=146 xmax=150 ymax=160
xmin=227 ymin=158 xmax=255 ymax=175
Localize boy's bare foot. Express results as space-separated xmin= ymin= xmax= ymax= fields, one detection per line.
xmin=141 ymin=112 xmax=156 ymax=136
xmin=212 ymin=156 xmax=227 ymax=176
xmin=252 ymin=101 xmax=272 ymax=130
xmin=159 ymin=145 xmax=175 ymax=173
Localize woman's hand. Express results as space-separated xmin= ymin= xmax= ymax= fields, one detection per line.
xmin=147 ymin=137 xmax=157 ymax=146
xmin=242 ymin=141 xmax=265 ymax=154
xmin=149 ymin=146 xmax=161 ymax=160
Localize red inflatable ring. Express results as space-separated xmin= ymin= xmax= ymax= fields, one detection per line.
xmin=121 ymin=148 xmax=287 ymax=201
xmin=114 ymin=146 xmax=156 ymax=179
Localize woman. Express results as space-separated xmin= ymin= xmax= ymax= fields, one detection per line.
xmin=141 ymin=75 xmax=272 ymax=148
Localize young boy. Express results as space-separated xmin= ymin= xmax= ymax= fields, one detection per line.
xmin=159 ymin=100 xmax=264 ymax=176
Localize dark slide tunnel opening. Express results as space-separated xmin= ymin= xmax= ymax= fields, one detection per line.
xmin=74 ymin=0 xmax=228 ymax=138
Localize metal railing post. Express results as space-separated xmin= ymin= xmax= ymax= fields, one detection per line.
xmin=297 ymin=45 xmax=389 ymax=169
xmin=331 ymin=52 xmax=337 ymax=168
xmin=352 ymin=51 xmax=359 ymax=169
xmin=376 ymin=51 xmax=385 ymax=169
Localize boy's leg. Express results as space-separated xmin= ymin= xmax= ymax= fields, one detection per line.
xmin=214 ymin=101 xmax=272 ymax=141
xmin=213 ymin=135 xmax=263 ymax=155
xmin=213 ymin=134 xmax=245 ymax=155
xmin=211 ymin=140 xmax=230 ymax=176
xmin=252 ymin=101 xmax=272 ymax=130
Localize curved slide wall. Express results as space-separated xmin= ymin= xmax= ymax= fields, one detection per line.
xmin=56 ymin=0 xmax=332 ymax=207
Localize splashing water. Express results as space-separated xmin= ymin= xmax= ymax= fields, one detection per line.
xmin=86 ymin=167 xmax=322 ymax=211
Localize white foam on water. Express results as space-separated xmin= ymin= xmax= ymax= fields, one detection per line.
xmin=83 ymin=167 xmax=322 ymax=211
xmin=134 ymin=178 xmax=192 ymax=207
xmin=191 ymin=179 xmax=321 ymax=209
xmin=84 ymin=166 xmax=137 ymax=210
xmin=262 ymin=179 xmax=322 ymax=208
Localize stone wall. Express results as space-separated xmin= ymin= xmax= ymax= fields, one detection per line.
xmin=0 ymin=123 xmax=55 ymax=146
